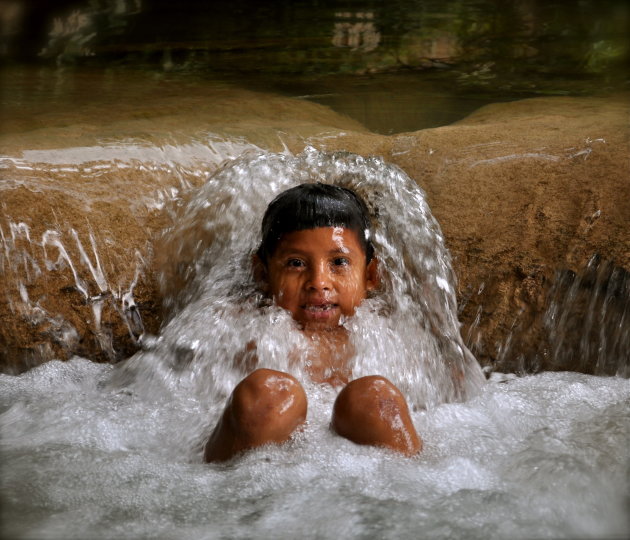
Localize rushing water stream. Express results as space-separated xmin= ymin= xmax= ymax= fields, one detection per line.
xmin=1 ymin=362 xmax=628 ymax=539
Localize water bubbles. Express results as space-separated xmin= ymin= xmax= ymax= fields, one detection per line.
xmin=2 ymin=360 xmax=628 ymax=539
xmin=124 ymin=147 xmax=484 ymax=408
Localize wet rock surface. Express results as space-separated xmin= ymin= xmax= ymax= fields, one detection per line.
xmin=317 ymin=96 xmax=629 ymax=375
xmin=0 ymin=185 xmax=167 ymax=371
xmin=1 ymin=90 xmax=628 ymax=376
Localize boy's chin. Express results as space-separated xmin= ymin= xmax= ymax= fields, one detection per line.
xmin=298 ymin=319 xmax=344 ymax=332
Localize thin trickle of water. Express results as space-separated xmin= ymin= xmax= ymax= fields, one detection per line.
xmin=466 ymin=254 xmax=630 ymax=377
xmin=544 ymin=255 xmax=630 ymax=376
xmin=0 ymin=134 xmax=263 ymax=368
xmin=1 ymin=221 xmax=144 ymax=360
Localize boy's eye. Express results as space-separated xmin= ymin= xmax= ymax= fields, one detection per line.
xmin=332 ymin=257 xmax=349 ymax=267
xmin=286 ymin=258 xmax=305 ymax=268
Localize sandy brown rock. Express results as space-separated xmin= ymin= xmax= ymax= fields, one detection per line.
xmin=0 ymin=184 xmax=167 ymax=372
xmin=314 ymin=95 xmax=629 ymax=374
xmin=1 ymin=92 xmax=628 ymax=375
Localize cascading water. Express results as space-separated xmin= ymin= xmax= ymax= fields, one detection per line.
xmin=1 ymin=144 xmax=628 ymax=540
xmin=477 ymin=254 xmax=630 ymax=377
xmin=116 ymin=147 xmax=484 ymax=407
xmin=0 ymin=133 xmax=260 ymax=369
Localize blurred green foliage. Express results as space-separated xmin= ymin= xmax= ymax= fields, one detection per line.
xmin=3 ymin=0 xmax=628 ymax=93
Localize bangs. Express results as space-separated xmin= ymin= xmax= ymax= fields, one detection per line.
xmin=258 ymin=183 xmax=373 ymax=263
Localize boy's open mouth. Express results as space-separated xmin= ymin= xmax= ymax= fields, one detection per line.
xmin=303 ymin=303 xmax=337 ymax=311
xmin=302 ymin=303 xmax=338 ymax=318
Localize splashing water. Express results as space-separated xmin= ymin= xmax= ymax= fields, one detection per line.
xmin=1 ymin=147 xmax=628 ymax=540
xmin=115 ymin=147 xmax=484 ymax=409
xmin=1 ymin=360 xmax=628 ymax=539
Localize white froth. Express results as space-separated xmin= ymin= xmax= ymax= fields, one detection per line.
xmin=1 ymin=360 xmax=628 ymax=539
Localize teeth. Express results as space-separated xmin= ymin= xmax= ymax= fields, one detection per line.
xmin=305 ymin=304 xmax=334 ymax=311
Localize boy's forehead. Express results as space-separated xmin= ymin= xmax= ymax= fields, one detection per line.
xmin=331 ymin=227 xmax=347 ymax=245
xmin=275 ymin=226 xmax=364 ymax=252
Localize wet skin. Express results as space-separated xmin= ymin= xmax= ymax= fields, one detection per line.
xmin=265 ymin=227 xmax=378 ymax=331
xmin=204 ymin=227 xmax=422 ymax=462
xmin=204 ymin=369 xmax=307 ymax=462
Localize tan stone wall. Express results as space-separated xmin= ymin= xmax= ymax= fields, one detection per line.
xmin=2 ymin=94 xmax=628 ymax=375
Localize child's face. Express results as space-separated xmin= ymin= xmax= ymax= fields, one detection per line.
xmin=264 ymin=227 xmax=378 ymax=330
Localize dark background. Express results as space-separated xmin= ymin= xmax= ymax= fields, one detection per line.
xmin=2 ymin=0 xmax=628 ymax=92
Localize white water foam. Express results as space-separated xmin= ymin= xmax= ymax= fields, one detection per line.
xmin=1 ymin=359 xmax=628 ymax=539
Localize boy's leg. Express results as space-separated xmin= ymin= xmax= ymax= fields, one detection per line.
xmin=331 ymin=376 xmax=422 ymax=456
xmin=204 ymin=368 xmax=307 ymax=462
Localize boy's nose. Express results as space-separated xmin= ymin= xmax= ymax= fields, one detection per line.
xmin=307 ymin=263 xmax=332 ymax=291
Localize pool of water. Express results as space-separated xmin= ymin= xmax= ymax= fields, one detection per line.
xmin=0 ymin=65 xmax=514 ymax=138
xmin=1 ymin=359 xmax=628 ymax=539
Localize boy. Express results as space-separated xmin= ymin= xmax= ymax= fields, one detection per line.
xmin=204 ymin=183 xmax=422 ymax=462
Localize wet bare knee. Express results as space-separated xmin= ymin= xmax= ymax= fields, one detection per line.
xmin=205 ymin=368 xmax=307 ymax=462
xmin=228 ymin=368 xmax=307 ymax=443
xmin=332 ymin=375 xmax=421 ymax=455
xmin=332 ymin=375 xmax=401 ymax=429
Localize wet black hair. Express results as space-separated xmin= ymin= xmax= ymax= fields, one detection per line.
xmin=257 ymin=183 xmax=374 ymax=264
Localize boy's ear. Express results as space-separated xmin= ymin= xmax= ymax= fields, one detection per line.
xmin=252 ymin=254 xmax=269 ymax=291
xmin=365 ymin=257 xmax=380 ymax=292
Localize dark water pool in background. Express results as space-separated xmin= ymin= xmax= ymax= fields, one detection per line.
xmin=2 ymin=0 xmax=628 ymax=134
xmin=1 ymin=65 xmax=513 ymax=135
xmin=237 ymin=71 xmax=515 ymax=133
